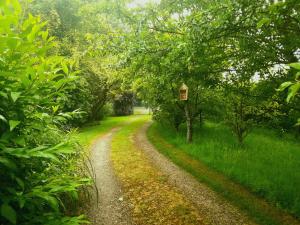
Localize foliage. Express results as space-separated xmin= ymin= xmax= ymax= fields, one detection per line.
xmin=29 ymin=0 xmax=125 ymax=122
xmin=119 ymin=0 xmax=300 ymax=144
xmin=0 ymin=1 xmax=90 ymax=224
xmin=277 ymin=62 xmax=300 ymax=127
xmin=278 ymin=63 xmax=300 ymax=102
xmin=80 ymin=58 xmax=112 ymax=121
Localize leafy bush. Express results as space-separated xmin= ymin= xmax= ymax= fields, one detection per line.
xmin=0 ymin=1 xmax=90 ymax=224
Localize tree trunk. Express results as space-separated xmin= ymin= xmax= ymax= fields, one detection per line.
xmin=184 ymin=103 xmax=193 ymax=143
xmin=199 ymin=110 xmax=203 ymax=127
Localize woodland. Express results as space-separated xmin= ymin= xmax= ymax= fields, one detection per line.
xmin=0 ymin=0 xmax=299 ymax=224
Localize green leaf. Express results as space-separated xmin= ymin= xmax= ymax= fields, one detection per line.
xmin=7 ymin=37 xmax=20 ymax=49
xmin=257 ymin=17 xmax=271 ymax=28
xmin=15 ymin=177 xmax=24 ymax=190
xmin=10 ymin=92 xmax=21 ymax=102
xmin=9 ymin=120 xmax=20 ymax=131
xmin=46 ymin=196 xmax=59 ymax=212
xmin=14 ymin=136 xmax=25 ymax=146
xmin=0 ymin=114 xmax=7 ymax=123
xmin=30 ymin=151 xmax=59 ymax=162
xmin=296 ymin=118 xmax=300 ymax=126
xmin=41 ymin=30 xmax=49 ymax=41
xmin=11 ymin=0 xmax=21 ymax=14
xmin=52 ymin=105 xmax=59 ymax=114
xmin=62 ymin=63 xmax=69 ymax=75
xmin=287 ymin=82 xmax=300 ymax=102
xmin=36 ymin=194 xmax=59 ymax=212
xmin=27 ymin=24 xmax=41 ymax=42
xmin=289 ymin=62 xmax=300 ymax=70
xmin=0 ymin=157 xmax=17 ymax=170
xmin=1 ymin=204 xmax=16 ymax=224
xmin=277 ymin=81 xmax=292 ymax=92
xmin=0 ymin=91 xmax=8 ymax=99
xmin=18 ymin=197 xmax=26 ymax=209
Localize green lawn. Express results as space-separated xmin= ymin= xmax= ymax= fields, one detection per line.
xmin=148 ymin=121 xmax=300 ymax=224
xmin=57 ymin=116 xmax=131 ymax=156
xmin=75 ymin=116 xmax=131 ymax=146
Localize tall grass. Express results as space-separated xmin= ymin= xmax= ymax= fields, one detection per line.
xmin=149 ymin=121 xmax=300 ymax=218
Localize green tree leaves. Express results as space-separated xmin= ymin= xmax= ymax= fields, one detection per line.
xmin=278 ymin=63 xmax=300 ymax=103
xmin=1 ymin=204 xmax=16 ymax=224
xmin=10 ymin=92 xmax=21 ymax=103
xmin=8 ymin=120 xmax=20 ymax=131
xmin=290 ymin=63 xmax=300 ymax=71
xmin=0 ymin=1 xmax=91 ymax=224
xmin=116 ymin=0 xmax=300 ymax=144
xmin=287 ymin=82 xmax=300 ymax=102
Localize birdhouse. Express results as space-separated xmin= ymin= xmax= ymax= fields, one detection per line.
xmin=179 ymin=83 xmax=188 ymax=101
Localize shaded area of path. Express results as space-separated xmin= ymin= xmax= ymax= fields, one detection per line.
xmin=135 ymin=122 xmax=257 ymax=225
xmin=87 ymin=128 xmax=132 ymax=225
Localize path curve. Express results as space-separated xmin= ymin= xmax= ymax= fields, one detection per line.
xmin=135 ymin=122 xmax=257 ymax=225
xmin=87 ymin=128 xmax=132 ymax=225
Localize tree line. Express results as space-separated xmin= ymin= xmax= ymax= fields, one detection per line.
xmin=120 ymin=0 xmax=300 ymax=143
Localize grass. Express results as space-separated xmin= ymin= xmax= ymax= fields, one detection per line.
xmin=56 ymin=116 xmax=132 ymax=156
xmin=148 ymin=121 xmax=300 ymax=225
xmin=75 ymin=116 xmax=131 ymax=147
xmin=110 ymin=115 xmax=205 ymax=225
xmin=74 ymin=107 xmax=149 ymax=147
xmin=134 ymin=106 xmax=151 ymax=115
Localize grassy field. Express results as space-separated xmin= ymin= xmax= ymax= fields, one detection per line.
xmin=148 ymin=121 xmax=300 ymax=224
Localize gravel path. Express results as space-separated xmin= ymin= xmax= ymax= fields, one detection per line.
xmin=87 ymin=128 xmax=132 ymax=225
xmin=135 ymin=122 xmax=258 ymax=225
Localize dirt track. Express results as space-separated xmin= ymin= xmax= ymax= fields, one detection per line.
xmin=87 ymin=116 xmax=258 ymax=225
xmin=135 ymin=122 xmax=257 ymax=225
xmin=87 ymin=128 xmax=132 ymax=225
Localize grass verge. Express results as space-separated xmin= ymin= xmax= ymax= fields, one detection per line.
xmin=147 ymin=122 xmax=300 ymax=225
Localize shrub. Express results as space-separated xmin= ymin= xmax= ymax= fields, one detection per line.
xmin=0 ymin=1 xmax=90 ymax=224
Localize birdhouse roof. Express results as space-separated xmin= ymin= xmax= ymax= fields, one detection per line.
xmin=180 ymin=83 xmax=188 ymax=90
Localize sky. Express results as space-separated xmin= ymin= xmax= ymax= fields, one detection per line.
xmin=127 ymin=0 xmax=160 ymax=8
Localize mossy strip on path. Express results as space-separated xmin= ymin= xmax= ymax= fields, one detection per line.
xmin=111 ymin=115 xmax=204 ymax=225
